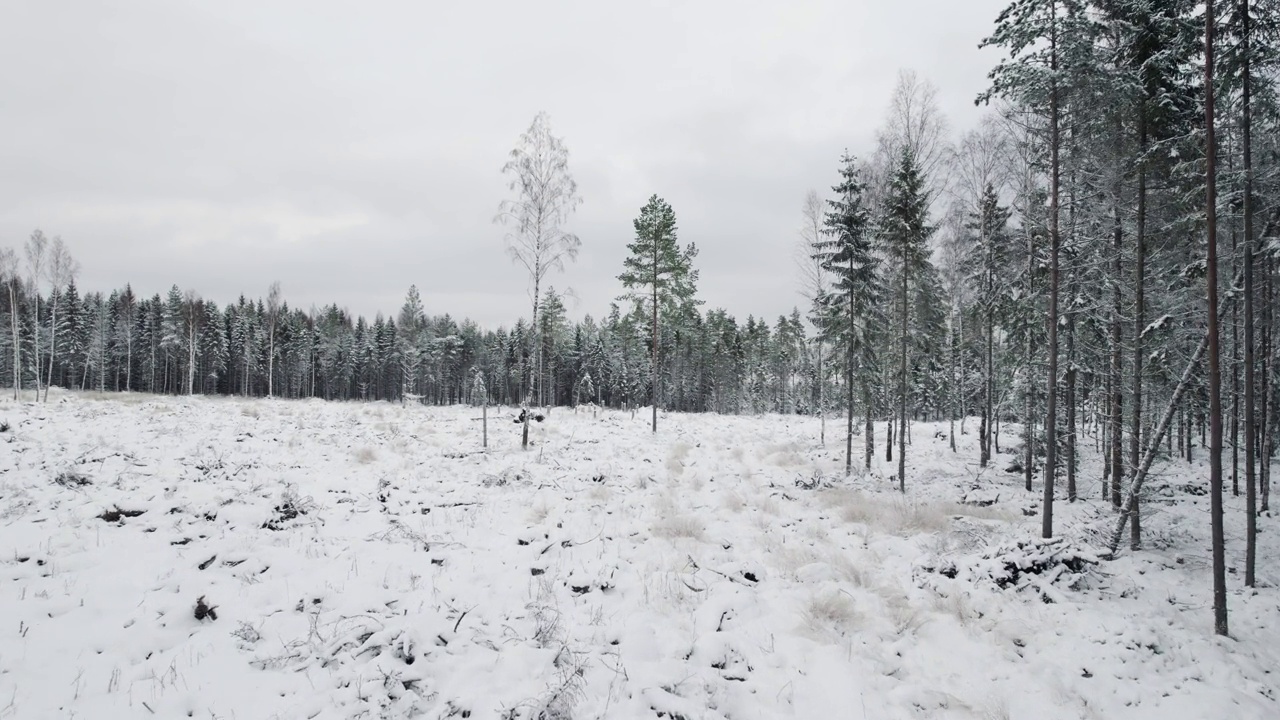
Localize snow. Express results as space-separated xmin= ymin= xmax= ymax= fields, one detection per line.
xmin=0 ymin=390 xmax=1276 ymax=719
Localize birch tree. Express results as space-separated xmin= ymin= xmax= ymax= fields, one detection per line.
xmin=796 ymin=190 xmax=829 ymax=445
xmin=267 ymin=281 xmax=281 ymax=397
xmin=24 ymin=230 xmax=48 ymax=399
xmin=495 ymin=112 xmax=582 ymax=449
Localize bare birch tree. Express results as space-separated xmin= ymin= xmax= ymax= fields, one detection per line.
xmin=24 ymin=230 xmax=48 ymax=400
xmin=795 ymin=189 xmax=827 ymax=445
xmin=266 ymin=281 xmax=282 ymax=397
xmin=184 ymin=289 xmax=202 ymax=395
xmin=873 ymin=69 xmax=952 ymax=199
xmin=495 ymin=112 xmax=582 ymax=449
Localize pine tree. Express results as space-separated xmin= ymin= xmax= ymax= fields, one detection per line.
xmin=619 ymin=195 xmax=699 ymax=433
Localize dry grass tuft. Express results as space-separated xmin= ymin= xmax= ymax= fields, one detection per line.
xmin=665 ymin=441 xmax=692 ymax=476
xmin=653 ymin=513 xmax=705 ymax=540
xmin=720 ymin=490 xmax=747 ymax=513
xmin=931 ymin=590 xmax=978 ymax=626
xmin=803 ymin=591 xmax=859 ymax=634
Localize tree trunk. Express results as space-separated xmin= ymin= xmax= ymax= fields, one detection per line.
xmin=887 ymin=415 xmax=894 ymax=463
xmin=1130 ymin=106 xmax=1148 ymax=550
xmin=845 ymin=282 xmax=855 ymax=474
xmin=1104 ymin=371 xmax=1112 ymax=500
xmin=1241 ymin=0 xmax=1257 ymax=588
xmin=950 ymin=306 xmax=958 ymax=453
xmin=44 ymin=295 xmax=58 ymax=402
xmin=982 ymin=219 xmax=994 ymax=467
xmin=651 ymin=241 xmax=659 ymax=435
xmin=1263 ymin=254 xmax=1274 ymax=513
xmin=31 ymin=293 xmax=42 ymax=400
xmin=817 ymin=339 xmax=825 ymax=446
xmin=899 ymin=260 xmax=908 ymax=493
xmin=1111 ymin=195 xmax=1125 ymax=508
xmin=1204 ymin=1 xmax=1229 ymax=636
xmin=7 ymin=282 xmax=18 ymax=400
xmin=268 ymin=326 xmax=275 ymax=398
xmin=1044 ymin=12 xmax=1060 ymax=539
xmin=863 ymin=377 xmax=874 ymax=471
xmin=188 ymin=324 xmax=197 ymax=395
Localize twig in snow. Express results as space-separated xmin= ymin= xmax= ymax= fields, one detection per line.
xmin=453 ymin=608 xmax=472 ymax=634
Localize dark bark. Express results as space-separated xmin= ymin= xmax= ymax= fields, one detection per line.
xmin=1043 ymin=3 xmax=1060 ymax=538
xmin=1204 ymin=0 xmax=1229 ymax=636
xmin=1242 ymin=0 xmax=1257 ymax=588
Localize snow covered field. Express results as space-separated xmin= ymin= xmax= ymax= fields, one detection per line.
xmin=0 ymin=392 xmax=1276 ymax=720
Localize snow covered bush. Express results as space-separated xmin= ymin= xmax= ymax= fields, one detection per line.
xmin=916 ymin=536 xmax=1099 ymax=603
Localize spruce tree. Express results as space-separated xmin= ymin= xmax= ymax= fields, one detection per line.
xmin=963 ymin=184 xmax=1014 ymax=469
xmin=881 ymin=148 xmax=934 ymax=492
xmin=812 ymin=153 xmax=878 ymax=474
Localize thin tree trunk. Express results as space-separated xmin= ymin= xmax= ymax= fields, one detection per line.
xmin=1111 ymin=191 xmax=1125 ymax=508
xmin=651 ymin=242 xmax=658 ymax=435
xmin=44 ymin=296 xmax=58 ymax=402
xmin=887 ymin=415 xmax=894 ymax=463
xmin=817 ymin=339 xmax=825 ymax=446
xmin=1204 ymin=1 xmax=1229 ymax=636
xmin=846 ymin=279 xmax=855 ymax=475
xmin=1241 ymin=0 xmax=1257 ymax=588
xmin=7 ymin=282 xmax=18 ymax=400
xmin=31 ymin=293 xmax=41 ymax=400
xmin=1039 ymin=1 xmax=1059 ymax=532
xmin=1104 ymin=371 xmax=1113 ymax=500
xmin=899 ymin=261 xmax=908 ymax=493
xmin=1130 ymin=107 xmax=1147 ymax=549
xmin=863 ymin=377 xmax=874 ymax=471
xmin=950 ymin=305 xmax=959 ymax=453
xmin=1263 ymin=254 xmax=1273 ymax=513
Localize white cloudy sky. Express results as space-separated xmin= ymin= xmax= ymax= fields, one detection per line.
xmin=0 ymin=0 xmax=1007 ymax=327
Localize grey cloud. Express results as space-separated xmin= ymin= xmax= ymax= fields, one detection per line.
xmin=0 ymin=0 xmax=1009 ymax=329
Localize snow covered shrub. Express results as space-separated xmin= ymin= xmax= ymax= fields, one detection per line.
xmin=194 ymin=595 xmax=218 ymax=621
xmin=232 ymin=621 xmax=262 ymax=645
xmin=917 ymin=537 xmax=1098 ymax=603
xmin=528 ymin=646 xmax=586 ymax=720
xmin=53 ymin=470 xmax=92 ymax=488
xmin=262 ymin=485 xmax=316 ymax=531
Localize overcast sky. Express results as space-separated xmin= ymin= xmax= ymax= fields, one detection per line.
xmin=1 ymin=0 xmax=1007 ymax=328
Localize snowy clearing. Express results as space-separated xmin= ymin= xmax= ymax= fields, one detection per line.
xmin=0 ymin=391 xmax=1276 ymax=719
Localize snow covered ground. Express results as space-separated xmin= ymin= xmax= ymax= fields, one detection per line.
xmin=0 ymin=391 xmax=1276 ymax=720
